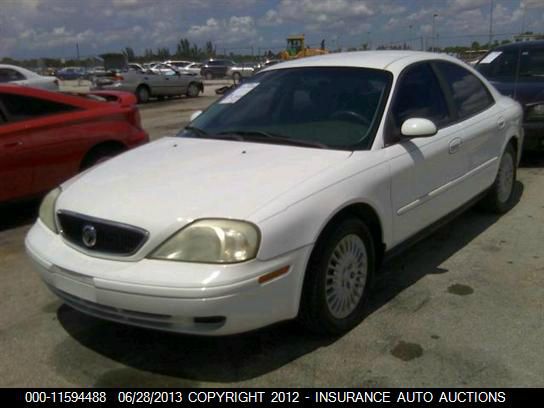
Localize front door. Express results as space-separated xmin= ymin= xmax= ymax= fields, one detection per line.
xmin=383 ymin=62 xmax=468 ymax=246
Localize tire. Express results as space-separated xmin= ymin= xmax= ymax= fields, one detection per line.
xmin=233 ymin=72 xmax=241 ymax=82
xmin=186 ymin=82 xmax=200 ymax=98
xmin=205 ymin=72 xmax=213 ymax=80
xmin=298 ymin=217 xmax=375 ymax=336
xmin=479 ymin=143 xmax=517 ymax=214
xmin=81 ymin=145 xmax=123 ymax=170
xmin=136 ymin=85 xmax=150 ymax=103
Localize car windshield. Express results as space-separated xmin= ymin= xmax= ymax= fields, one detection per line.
xmin=179 ymin=67 xmax=392 ymax=150
xmin=476 ymin=50 xmax=518 ymax=80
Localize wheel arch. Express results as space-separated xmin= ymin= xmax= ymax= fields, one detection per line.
xmin=311 ymin=202 xmax=386 ymax=268
xmin=136 ymin=83 xmax=151 ymax=95
xmin=80 ymin=140 xmax=127 ymax=170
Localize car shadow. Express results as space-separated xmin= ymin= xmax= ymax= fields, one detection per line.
xmin=56 ymin=182 xmax=523 ymax=385
xmin=0 ymin=199 xmax=40 ymax=232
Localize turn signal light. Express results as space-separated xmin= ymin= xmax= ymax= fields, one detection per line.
xmin=258 ymin=266 xmax=290 ymax=284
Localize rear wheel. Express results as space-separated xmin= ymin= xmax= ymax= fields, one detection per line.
xmin=186 ymin=82 xmax=200 ymax=98
xmin=136 ymin=85 xmax=150 ymax=103
xmin=205 ymin=72 xmax=213 ymax=80
xmin=233 ymin=72 xmax=241 ymax=82
xmin=298 ymin=217 xmax=375 ymax=336
xmin=479 ymin=143 xmax=517 ymax=214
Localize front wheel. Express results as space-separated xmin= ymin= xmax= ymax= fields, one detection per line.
xmin=136 ymin=85 xmax=150 ymax=103
xmin=298 ymin=217 xmax=375 ymax=336
xmin=479 ymin=143 xmax=517 ymax=214
xmin=186 ymin=82 xmax=200 ymax=98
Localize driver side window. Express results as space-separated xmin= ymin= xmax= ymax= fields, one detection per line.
xmin=387 ymin=63 xmax=451 ymax=145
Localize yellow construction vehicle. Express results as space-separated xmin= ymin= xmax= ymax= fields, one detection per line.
xmin=279 ymin=34 xmax=328 ymax=60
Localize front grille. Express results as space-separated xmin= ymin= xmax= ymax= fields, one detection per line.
xmin=57 ymin=210 xmax=148 ymax=256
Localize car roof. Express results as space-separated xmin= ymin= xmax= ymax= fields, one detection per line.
xmin=0 ymin=64 xmax=39 ymax=77
xmin=262 ymin=51 xmax=466 ymax=74
xmin=492 ymin=40 xmax=544 ymax=51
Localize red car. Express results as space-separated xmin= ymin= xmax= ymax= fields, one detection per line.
xmin=0 ymin=85 xmax=148 ymax=203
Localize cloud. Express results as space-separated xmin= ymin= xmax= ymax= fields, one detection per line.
xmin=258 ymin=9 xmax=283 ymax=27
xmin=448 ymin=0 xmax=489 ymax=13
xmin=187 ymin=16 xmax=257 ymax=44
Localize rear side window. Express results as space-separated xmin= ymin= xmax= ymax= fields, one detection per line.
xmin=519 ymin=48 xmax=544 ymax=79
xmin=0 ymin=93 xmax=78 ymax=121
xmin=390 ymin=62 xmax=451 ymax=131
xmin=0 ymin=68 xmax=26 ymax=83
xmin=435 ymin=61 xmax=494 ymax=120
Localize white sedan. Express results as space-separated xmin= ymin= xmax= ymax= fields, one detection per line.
xmin=25 ymin=51 xmax=523 ymax=336
xmin=0 ymin=64 xmax=59 ymax=91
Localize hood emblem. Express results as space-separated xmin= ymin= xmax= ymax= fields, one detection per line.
xmin=82 ymin=225 xmax=97 ymax=248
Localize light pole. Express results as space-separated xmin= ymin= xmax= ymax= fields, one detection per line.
xmin=432 ymin=13 xmax=438 ymax=52
xmin=408 ymin=25 xmax=413 ymax=49
xmin=488 ymin=0 xmax=494 ymax=47
xmin=367 ymin=31 xmax=371 ymax=50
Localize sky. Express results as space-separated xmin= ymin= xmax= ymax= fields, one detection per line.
xmin=1 ymin=0 xmax=544 ymax=59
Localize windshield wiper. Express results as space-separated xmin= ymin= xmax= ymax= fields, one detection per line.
xmin=184 ymin=126 xmax=209 ymax=137
xmin=217 ymin=130 xmax=326 ymax=149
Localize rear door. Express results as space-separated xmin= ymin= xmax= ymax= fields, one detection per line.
xmin=517 ymin=45 xmax=544 ymax=105
xmin=384 ymin=62 xmax=468 ymax=244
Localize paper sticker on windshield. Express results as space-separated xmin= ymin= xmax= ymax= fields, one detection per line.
xmin=479 ymin=51 xmax=502 ymax=64
xmin=219 ymin=83 xmax=260 ymax=104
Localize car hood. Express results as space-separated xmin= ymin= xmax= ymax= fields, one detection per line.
xmin=57 ymin=137 xmax=352 ymax=234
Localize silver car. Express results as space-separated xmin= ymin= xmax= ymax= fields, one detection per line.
xmin=230 ymin=62 xmax=255 ymax=81
xmin=0 ymin=64 xmax=59 ymax=91
xmin=91 ymin=69 xmax=203 ymax=103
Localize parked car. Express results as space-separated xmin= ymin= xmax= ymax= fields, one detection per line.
xmin=164 ymin=60 xmax=192 ymax=70
xmin=26 ymin=51 xmax=522 ymax=336
xmin=230 ymin=62 xmax=255 ymax=81
xmin=128 ymin=63 xmax=145 ymax=72
xmin=91 ymin=69 xmax=203 ymax=103
xmin=179 ymin=62 xmax=202 ymax=76
xmin=0 ymin=85 xmax=148 ymax=203
xmin=0 ymin=64 xmax=59 ymax=91
xmin=56 ymin=67 xmax=86 ymax=80
xmin=149 ymin=63 xmax=176 ymax=75
xmin=476 ymin=40 xmax=544 ymax=151
xmin=83 ymin=66 xmax=106 ymax=80
xmin=200 ymin=59 xmax=235 ymax=79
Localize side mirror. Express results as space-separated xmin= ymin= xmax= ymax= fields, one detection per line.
xmin=401 ymin=118 xmax=437 ymax=138
xmin=190 ymin=110 xmax=203 ymax=122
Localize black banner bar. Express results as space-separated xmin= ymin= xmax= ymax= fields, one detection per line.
xmin=3 ymin=388 xmax=542 ymax=406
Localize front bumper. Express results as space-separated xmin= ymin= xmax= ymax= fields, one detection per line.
xmin=25 ymin=221 xmax=312 ymax=335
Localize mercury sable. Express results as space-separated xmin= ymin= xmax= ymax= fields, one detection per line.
xmin=25 ymin=51 xmax=523 ymax=336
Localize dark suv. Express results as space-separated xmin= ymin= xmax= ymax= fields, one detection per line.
xmin=200 ymin=59 xmax=235 ymax=80
xmin=476 ymin=40 xmax=544 ymax=151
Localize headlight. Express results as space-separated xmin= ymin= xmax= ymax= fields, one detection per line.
xmin=150 ymin=219 xmax=260 ymax=263
xmin=39 ymin=187 xmax=61 ymax=233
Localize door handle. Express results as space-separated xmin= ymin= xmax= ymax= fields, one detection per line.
xmin=497 ymin=117 xmax=506 ymax=129
xmin=448 ymin=137 xmax=463 ymax=154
